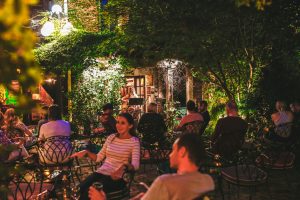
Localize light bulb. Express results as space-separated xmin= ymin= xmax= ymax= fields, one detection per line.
xmin=41 ymin=21 xmax=55 ymax=37
xmin=51 ymin=4 xmax=63 ymax=15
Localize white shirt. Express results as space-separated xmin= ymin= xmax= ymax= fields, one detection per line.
xmin=142 ymin=172 xmax=215 ymax=200
xmin=39 ymin=120 xmax=71 ymax=140
xmin=96 ymin=134 xmax=140 ymax=176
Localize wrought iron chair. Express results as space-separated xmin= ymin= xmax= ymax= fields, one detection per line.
xmin=220 ymin=151 xmax=268 ymax=200
xmin=105 ymin=170 xmax=135 ymax=200
xmin=140 ymin=141 xmax=170 ymax=173
xmin=8 ymin=163 xmax=54 ymax=200
xmin=37 ymin=136 xmax=73 ymax=166
xmin=71 ymin=169 xmax=135 ymax=200
xmin=72 ymin=134 xmax=108 ymax=179
xmin=36 ymin=136 xmax=77 ymax=196
xmin=182 ymin=120 xmax=204 ymax=135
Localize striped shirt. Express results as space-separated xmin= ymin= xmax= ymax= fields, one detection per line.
xmin=96 ymin=134 xmax=140 ymax=176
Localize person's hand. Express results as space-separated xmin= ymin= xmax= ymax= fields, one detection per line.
xmin=88 ymin=186 xmax=106 ymax=200
xmin=94 ymin=127 xmax=105 ymax=134
xmin=111 ymin=165 xmax=126 ymax=180
xmin=263 ymin=127 xmax=269 ymax=133
xmin=70 ymin=150 xmax=87 ymax=159
xmin=130 ymin=192 xmax=145 ymax=200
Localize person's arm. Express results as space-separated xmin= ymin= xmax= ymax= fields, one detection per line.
xmin=141 ymin=177 xmax=169 ymax=200
xmin=175 ymin=115 xmax=188 ymax=131
xmin=17 ymin=123 xmax=32 ymax=137
xmin=70 ymin=150 xmax=97 ymax=161
xmin=38 ymin=124 xmax=46 ymax=141
xmin=88 ymin=186 xmax=106 ymax=200
xmin=130 ymin=139 xmax=141 ymax=171
xmin=24 ymin=127 xmax=32 ymax=137
xmin=271 ymin=113 xmax=277 ymax=124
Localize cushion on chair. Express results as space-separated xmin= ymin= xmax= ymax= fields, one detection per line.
xmin=222 ymin=165 xmax=267 ymax=186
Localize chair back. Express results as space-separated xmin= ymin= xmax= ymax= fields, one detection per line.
xmin=182 ymin=120 xmax=203 ymax=135
xmin=105 ymin=170 xmax=135 ymax=200
xmin=9 ymin=166 xmax=53 ymax=200
xmin=274 ymin=122 xmax=293 ymax=138
xmin=38 ymin=136 xmax=73 ymax=165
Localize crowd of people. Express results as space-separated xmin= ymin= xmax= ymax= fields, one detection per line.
xmin=0 ymin=98 xmax=299 ymax=200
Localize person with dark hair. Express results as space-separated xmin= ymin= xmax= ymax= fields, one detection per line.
xmin=88 ymin=133 xmax=214 ymax=200
xmin=198 ymin=100 xmax=210 ymax=134
xmin=0 ymin=110 xmax=29 ymax=161
xmin=175 ymin=100 xmax=203 ymax=133
xmin=94 ymin=103 xmax=117 ymax=135
xmin=39 ymin=104 xmax=70 ymax=141
xmin=71 ymin=113 xmax=140 ymax=200
xmin=211 ymin=100 xmax=248 ymax=158
xmin=38 ymin=104 xmax=71 ymax=164
xmin=137 ymin=103 xmax=167 ymax=147
xmin=264 ymin=101 xmax=294 ymax=142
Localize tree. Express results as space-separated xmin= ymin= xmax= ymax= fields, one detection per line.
xmin=0 ymin=0 xmax=41 ymax=108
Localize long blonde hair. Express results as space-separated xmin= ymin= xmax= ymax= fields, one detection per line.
xmin=4 ymin=108 xmax=20 ymax=129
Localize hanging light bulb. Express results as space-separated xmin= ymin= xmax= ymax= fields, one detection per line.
xmin=41 ymin=21 xmax=55 ymax=37
xmin=60 ymin=21 xmax=73 ymax=35
xmin=51 ymin=4 xmax=63 ymax=15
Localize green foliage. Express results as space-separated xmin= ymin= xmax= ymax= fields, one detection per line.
xmin=107 ymin=0 xmax=299 ymax=132
xmin=0 ymin=0 xmax=41 ymax=109
xmin=68 ymin=0 xmax=99 ymax=32
xmin=34 ymin=30 xmax=122 ymax=75
xmin=70 ymin=58 xmax=126 ymax=132
xmin=164 ymin=101 xmax=181 ymax=132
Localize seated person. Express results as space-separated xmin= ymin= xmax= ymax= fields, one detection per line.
xmin=71 ymin=113 xmax=140 ymax=200
xmin=137 ymin=103 xmax=167 ymax=147
xmin=265 ymin=101 xmax=294 ymax=141
xmin=38 ymin=104 xmax=71 ymax=164
xmin=2 ymin=108 xmax=32 ymax=139
xmin=94 ymin=103 xmax=117 ymax=135
xmin=175 ymin=100 xmax=203 ymax=134
xmin=211 ymin=101 xmax=248 ymax=159
xmin=36 ymin=106 xmax=48 ymax=137
xmin=290 ymin=101 xmax=300 ymax=129
xmin=0 ymin=130 xmax=29 ymax=161
xmin=198 ymin=100 xmax=210 ymax=134
xmin=88 ymin=133 xmax=215 ymax=200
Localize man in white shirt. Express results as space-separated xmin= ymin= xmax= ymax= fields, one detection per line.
xmin=88 ymin=133 xmax=215 ymax=200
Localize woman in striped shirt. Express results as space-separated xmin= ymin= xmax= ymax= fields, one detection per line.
xmin=71 ymin=113 xmax=140 ymax=200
